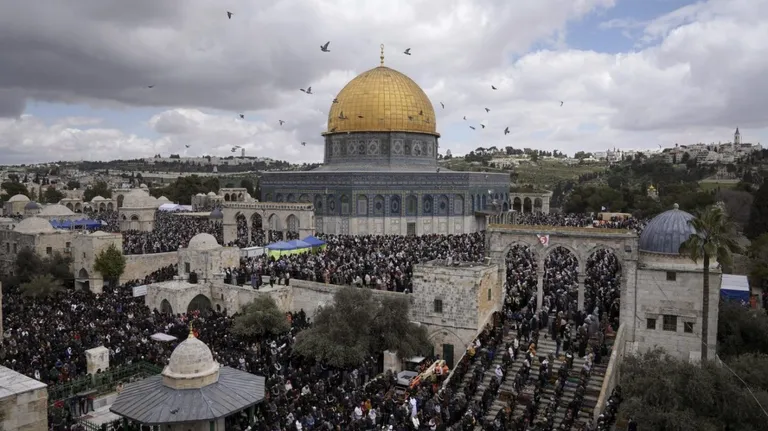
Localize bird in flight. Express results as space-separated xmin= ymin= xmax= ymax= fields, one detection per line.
xmin=185 ymin=144 xmax=190 ymax=148
xmin=239 ymin=114 xmax=245 ymax=119
xmin=357 ymin=115 xmax=364 ymax=119
xmin=301 ymin=142 xmax=307 ymax=146
xmin=300 ymin=87 xmax=312 ymax=94
xmin=469 ymin=126 xmax=476 ymax=130
xmin=491 ymin=85 xmax=497 ymax=90
xmin=481 ymin=124 xmax=485 ymax=129
xmin=485 ymin=108 xmax=490 ymax=113
xmin=227 ymin=11 xmax=233 ymax=19
xmin=463 ymin=116 xmax=467 ymax=120
xmin=279 ymin=120 xmax=285 ymax=126
xmin=333 ymin=98 xmax=339 ymax=103
xmin=338 ymin=111 xmax=347 ymax=120
xmin=147 ymin=85 xmax=154 ymax=89
xmin=560 ymin=101 xmax=564 ymax=107
xmin=404 ymin=48 xmax=411 ymax=55
xmin=658 ymin=144 xmax=662 ymax=149
xmin=504 ymin=127 xmax=510 ymax=135
xmin=321 ymin=41 xmax=331 ymax=52
xmin=440 ymin=102 xmax=444 ymax=109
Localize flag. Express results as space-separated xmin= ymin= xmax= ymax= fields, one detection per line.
xmin=536 ymin=234 xmax=550 ymax=247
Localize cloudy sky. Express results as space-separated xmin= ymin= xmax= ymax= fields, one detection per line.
xmin=0 ymin=0 xmax=766 ymax=164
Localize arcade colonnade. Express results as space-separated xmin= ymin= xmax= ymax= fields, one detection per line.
xmin=506 ymin=192 xmax=552 ymax=214
xmin=485 ymin=225 xmax=638 ymax=311
xmin=221 ymin=202 xmax=315 ymax=245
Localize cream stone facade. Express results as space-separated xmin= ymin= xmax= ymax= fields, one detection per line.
xmin=222 ymin=202 xmax=315 ymax=244
xmin=0 ymin=217 xmax=75 ymax=274
xmin=35 ymin=204 xmax=80 ymax=223
xmin=119 ymin=189 xmax=157 ymax=231
xmin=4 ymin=193 xmax=30 ymax=216
xmin=177 ymin=233 xmax=240 ymax=282
xmin=72 ymin=231 xmax=123 ymax=293
xmin=85 ymin=346 xmax=110 ymax=375
xmin=0 ymin=366 xmax=48 ymax=431
xmin=507 ymin=191 xmax=552 ymax=213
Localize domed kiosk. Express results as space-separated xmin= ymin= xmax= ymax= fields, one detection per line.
xmin=260 ymin=45 xmax=510 ymax=236
xmin=177 ymin=233 xmax=239 ymax=283
xmin=110 ymin=326 xmax=265 ymax=429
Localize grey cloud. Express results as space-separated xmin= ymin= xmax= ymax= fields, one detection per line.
xmin=0 ymin=89 xmax=26 ymax=117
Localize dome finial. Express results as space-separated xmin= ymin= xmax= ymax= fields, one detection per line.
xmin=673 ymin=203 xmax=679 ymax=210
xmin=380 ymin=44 xmax=385 ymax=66
xmin=188 ymin=321 xmax=195 ymax=338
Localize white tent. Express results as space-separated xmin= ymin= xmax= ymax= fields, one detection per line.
xmin=158 ymin=203 xmax=194 ymax=212
xmin=720 ymin=274 xmax=750 ymax=303
xmin=150 ymin=333 xmax=178 ymax=342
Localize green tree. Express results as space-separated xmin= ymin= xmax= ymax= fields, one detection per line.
xmin=294 ymin=287 xmax=431 ymax=368
xmin=745 ymin=179 xmax=768 ymax=239
xmin=93 ymin=243 xmax=126 ymax=287
xmin=747 ymin=233 xmax=768 ymax=291
xmin=0 ymin=182 xmax=29 ymax=201
xmin=84 ymin=181 xmax=112 ymax=201
xmin=231 ymin=296 xmax=290 ymax=338
xmin=66 ymin=180 xmax=81 ymax=190
xmin=20 ymin=274 xmax=65 ymax=298
xmin=240 ymin=178 xmax=255 ymax=197
xmin=680 ymin=204 xmax=742 ymax=360
xmin=42 ymin=186 xmax=65 ymax=204
xmin=718 ymin=301 xmax=768 ymax=357
xmin=14 ymin=248 xmax=43 ymax=283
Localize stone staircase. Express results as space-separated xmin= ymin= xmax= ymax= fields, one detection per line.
xmin=474 ymin=326 xmax=615 ymax=430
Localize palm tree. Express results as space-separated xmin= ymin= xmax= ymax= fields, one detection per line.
xmin=679 ymin=204 xmax=742 ymax=360
xmin=20 ymin=274 xmax=65 ymax=298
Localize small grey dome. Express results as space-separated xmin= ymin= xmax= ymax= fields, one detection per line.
xmin=209 ymin=208 xmax=223 ymax=220
xmin=639 ymin=204 xmax=696 ymax=255
xmin=187 ymin=233 xmax=220 ymax=250
xmin=24 ymin=201 xmax=40 ymax=210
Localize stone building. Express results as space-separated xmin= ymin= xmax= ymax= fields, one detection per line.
xmin=0 ymin=366 xmax=48 ymax=431
xmin=110 ymin=329 xmax=265 ymax=430
xmin=486 ymin=203 xmax=721 ymax=362
xmin=411 ymin=260 xmax=502 ymax=367
xmin=3 ymin=193 xmax=30 ymax=216
xmin=191 ymin=191 xmax=221 ymax=211
xmin=0 ymin=217 xmax=75 ymax=274
xmin=72 ymin=231 xmax=123 ymax=293
xmin=23 ymin=201 xmax=41 ymax=217
xmin=119 ymin=188 xmax=157 ymax=231
xmin=35 ymin=204 xmax=79 ymax=223
xmin=222 ymin=202 xmax=316 ymax=244
xmin=177 ymin=233 xmax=240 ymax=282
xmin=260 ymin=46 xmax=510 ymax=235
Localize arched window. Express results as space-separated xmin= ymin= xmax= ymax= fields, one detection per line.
xmin=423 ymin=195 xmax=433 ymax=215
xmin=357 ymin=195 xmax=369 ymax=216
xmin=405 ymin=195 xmax=417 ymax=216
xmin=453 ymin=195 xmax=464 ymax=215
xmin=373 ymin=195 xmax=385 ymax=216
xmin=340 ymin=195 xmax=351 ymax=215
xmin=390 ymin=196 xmax=401 ymax=216
xmin=437 ymin=195 xmax=449 ymax=216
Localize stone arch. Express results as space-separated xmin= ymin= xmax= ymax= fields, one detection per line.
xmin=238 ymin=193 xmax=244 ymax=201
xmin=513 ymin=197 xmax=522 ymax=212
xmin=77 ymin=268 xmax=90 ymax=291
xmin=268 ymin=213 xmax=279 ymax=230
xmin=357 ymin=195 xmax=368 ymax=216
xmin=503 ymin=201 xmax=509 ymax=211
xmin=504 ymin=244 xmax=538 ymax=307
xmin=265 ymin=193 xmax=273 ymax=202
xmin=585 ymin=246 xmax=623 ymax=325
xmin=390 ymin=195 xmax=401 ymax=216
xmin=187 ymin=294 xmax=212 ymax=312
xmin=224 ymin=193 xmax=231 ymax=202
xmin=543 ymin=245 xmax=580 ymax=305
xmin=121 ymin=214 xmax=127 ymax=221
xmin=299 ymin=194 xmax=310 ymax=203
xmin=275 ymin=193 xmax=284 ymax=202
xmin=436 ymin=195 xmax=449 ymax=216
xmin=534 ymin=198 xmax=543 ymax=212
xmin=99 ymin=203 xmax=106 ymax=212
xmin=340 ymin=195 xmax=351 ymax=215
xmin=235 ymin=212 xmax=248 ymax=245
xmin=327 ymin=194 xmax=336 ymax=215
xmin=543 ymin=244 xmax=581 ymax=270
xmin=405 ymin=194 xmax=417 ymax=216
xmin=423 ymin=195 xmax=433 ymax=215
xmin=481 ymin=194 xmax=487 ymax=210
xmin=313 ymin=195 xmax=324 ymax=214
xmin=453 ymin=195 xmax=464 ymax=215
xmin=523 ymin=197 xmax=532 ymax=213
xmin=75 ymin=202 xmax=82 ymax=212
xmin=117 ymin=195 xmax=124 ymax=207
xmin=107 ymin=202 xmax=114 ymax=211
xmin=286 ymin=193 xmax=296 ymax=203
xmin=286 ymin=214 xmax=299 ymax=233
xmin=66 ymin=203 xmax=74 ymax=211
xmin=160 ymin=299 xmax=173 ymax=315
xmin=373 ymin=195 xmax=385 ymax=216
xmin=251 ymin=213 xmax=264 ymax=245
xmin=427 ymin=327 xmax=465 ymax=368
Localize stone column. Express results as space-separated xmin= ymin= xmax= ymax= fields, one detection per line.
xmin=536 ymin=271 xmax=545 ymax=311
xmin=577 ymin=274 xmax=586 ymax=311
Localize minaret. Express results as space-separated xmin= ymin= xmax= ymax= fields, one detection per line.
xmin=734 ymin=127 xmax=741 ymax=149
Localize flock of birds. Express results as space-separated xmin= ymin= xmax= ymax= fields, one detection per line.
xmin=145 ymin=10 xmax=566 ymax=153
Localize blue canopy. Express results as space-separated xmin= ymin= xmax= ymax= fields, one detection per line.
xmin=266 ymin=241 xmax=296 ymax=250
xmin=51 ymin=219 xmax=103 ymax=230
xmin=286 ymin=239 xmax=312 ymax=249
xmin=301 ymin=235 xmax=326 ymax=247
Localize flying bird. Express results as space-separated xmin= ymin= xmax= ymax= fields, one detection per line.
xmin=239 ymin=114 xmax=244 ymax=119
xmin=147 ymin=85 xmax=154 ymax=89
xmin=491 ymin=85 xmax=497 ymax=90
xmin=279 ymin=120 xmax=285 ymax=126
xmin=300 ymin=87 xmax=312 ymax=94
xmin=301 ymin=142 xmax=307 ymax=146
xmin=321 ymin=41 xmax=331 ymax=52
xmin=469 ymin=126 xmax=476 ymax=130
xmin=333 ymin=98 xmax=339 ymax=103
xmin=481 ymin=124 xmax=485 ymax=129
xmin=463 ymin=116 xmax=466 ymax=120
xmin=338 ymin=111 xmax=347 ymax=120
xmin=185 ymin=145 xmax=190 ymax=148
xmin=560 ymin=101 xmax=564 ymax=107
xmin=227 ymin=11 xmax=233 ymax=19
xmin=504 ymin=127 xmax=510 ymax=135
xmin=658 ymin=144 xmax=662 ymax=149
xmin=440 ymin=102 xmax=444 ymax=109
xmin=404 ymin=48 xmax=411 ymax=55
xmin=357 ymin=115 xmax=364 ymax=118
xmin=485 ymin=108 xmax=490 ymax=113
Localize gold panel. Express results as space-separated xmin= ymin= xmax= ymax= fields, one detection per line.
xmin=325 ymin=64 xmax=439 ymax=136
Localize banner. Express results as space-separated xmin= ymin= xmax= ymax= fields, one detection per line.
xmin=132 ymin=285 xmax=148 ymax=297
xmin=536 ymin=234 xmax=550 ymax=247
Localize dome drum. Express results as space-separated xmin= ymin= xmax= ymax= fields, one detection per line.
xmin=322 ymin=131 xmax=439 ymax=170
xmin=162 ymin=334 xmax=220 ymax=389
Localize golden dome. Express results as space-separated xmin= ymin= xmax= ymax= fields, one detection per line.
xmin=325 ymin=48 xmax=438 ymax=136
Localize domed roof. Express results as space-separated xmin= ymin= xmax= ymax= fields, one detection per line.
xmin=209 ymin=208 xmax=223 ymax=220
xmin=157 ymin=196 xmax=170 ymax=202
xmin=162 ymin=331 xmax=219 ymax=386
xmin=8 ymin=194 xmax=30 ymax=203
xmin=24 ymin=201 xmax=40 ymax=210
xmin=187 ymin=233 xmax=220 ymax=250
xmin=91 ymin=195 xmax=105 ymax=202
xmin=325 ymin=49 xmax=438 ymax=137
xmin=121 ymin=189 xmax=154 ymax=208
xmin=14 ymin=217 xmax=55 ymax=234
xmin=207 ymin=191 xmax=216 ymax=197
xmin=639 ymin=204 xmax=697 ymax=255
xmin=139 ymin=183 xmax=148 ymax=189
xmin=39 ymin=204 xmax=75 ymax=217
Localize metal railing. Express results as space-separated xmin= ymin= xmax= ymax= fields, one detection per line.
xmin=48 ymin=361 xmax=162 ymax=405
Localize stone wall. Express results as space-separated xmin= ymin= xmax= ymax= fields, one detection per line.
xmin=319 ymin=214 xmax=479 ymax=236
xmin=593 ymin=324 xmax=627 ymax=421
xmin=122 ymin=252 xmax=178 ymax=284
xmin=0 ymin=386 xmax=47 ymax=431
xmin=289 ymin=279 xmax=405 ymax=319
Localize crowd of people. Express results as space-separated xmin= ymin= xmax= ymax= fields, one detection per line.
xmin=0 ymin=205 xmax=644 ymax=430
